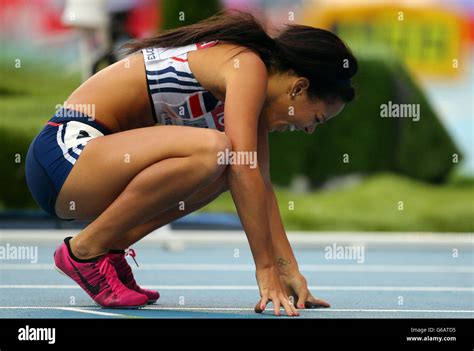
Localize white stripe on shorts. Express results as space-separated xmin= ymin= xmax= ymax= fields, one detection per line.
xmin=71 ymin=147 xmax=82 ymax=156
xmin=56 ymin=125 xmax=76 ymax=165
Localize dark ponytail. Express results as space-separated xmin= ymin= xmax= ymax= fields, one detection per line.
xmin=123 ymin=10 xmax=357 ymax=103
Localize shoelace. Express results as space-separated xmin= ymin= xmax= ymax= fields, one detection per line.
xmin=99 ymin=257 xmax=129 ymax=294
xmin=111 ymin=249 xmax=138 ymax=285
xmin=125 ymin=248 xmax=139 ymax=267
xmin=83 ymin=262 xmax=106 ymax=289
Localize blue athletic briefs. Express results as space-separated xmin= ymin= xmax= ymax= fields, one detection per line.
xmin=25 ymin=108 xmax=112 ymax=217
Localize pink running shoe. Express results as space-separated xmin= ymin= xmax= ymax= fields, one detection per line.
xmin=107 ymin=249 xmax=160 ymax=304
xmin=54 ymin=237 xmax=148 ymax=309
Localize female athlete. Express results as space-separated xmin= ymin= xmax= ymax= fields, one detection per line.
xmin=26 ymin=11 xmax=357 ymax=316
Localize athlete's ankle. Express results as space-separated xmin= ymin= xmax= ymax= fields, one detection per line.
xmin=68 ymin=237 xmax=106 ymax=261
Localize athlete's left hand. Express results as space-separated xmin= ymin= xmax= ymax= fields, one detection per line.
xmin=279 ymin=272 xmax=331 ymax=309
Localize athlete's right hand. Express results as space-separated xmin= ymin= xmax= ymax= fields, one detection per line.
xmin=254 ymin=266 xmax=300 ymax=316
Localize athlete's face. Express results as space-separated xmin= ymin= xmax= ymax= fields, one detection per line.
xmin=282 ymin=95 xmax=345 ymax=134
xmin=263 ymin=76 xmax=345 ymax=134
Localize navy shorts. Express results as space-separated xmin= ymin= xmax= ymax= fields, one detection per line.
xmin=25 ymin=108 xmax=112 ymax=217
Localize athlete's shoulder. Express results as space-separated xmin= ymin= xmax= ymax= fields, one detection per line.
xmin=217 ymin=44 xmax=267 ymax=78
xmin=217 ymin=43 xmax=265 ymax=62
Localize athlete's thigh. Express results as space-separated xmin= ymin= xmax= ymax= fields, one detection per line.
xmin=55 ymin=125 xmax=226 ymax=220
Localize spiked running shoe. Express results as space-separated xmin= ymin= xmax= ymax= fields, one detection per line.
xmin=54 ymin=237 xmax=148 ymax=309
xmin=107 ymin=249 xmax=160 ymax=304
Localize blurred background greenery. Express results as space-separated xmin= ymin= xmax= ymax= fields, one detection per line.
xmin=0 ymin=0 xmax=472 ymax=232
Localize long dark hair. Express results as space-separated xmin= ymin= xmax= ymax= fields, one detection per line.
xmin=123 ymin=10 xmax=358 ymax=102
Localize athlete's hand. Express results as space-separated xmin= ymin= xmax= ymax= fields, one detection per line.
xmin=254 ymin=266 xmax=300 ymax=316
xmin=279 ymin=272 xmax=331 ymax=309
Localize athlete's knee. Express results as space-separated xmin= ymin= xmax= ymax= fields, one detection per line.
xmin=207 ymin=130 xmax=232 ymax=156
xmin=197 ymin=131 xmax=232 ymax=174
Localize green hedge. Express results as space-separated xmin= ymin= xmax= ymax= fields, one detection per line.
xmin=161 ymin=0 xmax=221 ymax=30
xmin=0 ymin=126 xmax=36 ymax=208
xmin=392 ymin=61 xmax=461 ymax=182
xmin=269 ymin=56 xmax=462 ymax=186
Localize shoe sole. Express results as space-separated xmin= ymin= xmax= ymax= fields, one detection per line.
xmin=54 ymin=264 xmax=147 ymax=309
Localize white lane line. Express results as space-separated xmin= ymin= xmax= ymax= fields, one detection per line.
xmin=145 ymin=307 xmax=474 ymax=314
xmin=0 ymin=306 xmax=129 ymax=317
xmin=54 ymin=307 xmax=130 ymax=317
xmin=1 ymin=229 xmax=472 ymax=247
xmin=0 ymin=285 xmax=472 ymax=292
xmin=1 ymin=263 xmax=473 ymax=273
xmin=0 ymin=306 xmax=472 ymax=314
xmin=0 ymin=285 xmax=78 ymax=289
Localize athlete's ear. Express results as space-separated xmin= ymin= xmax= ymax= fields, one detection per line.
xmin=290 ymin=77 xmax=310 ymax=96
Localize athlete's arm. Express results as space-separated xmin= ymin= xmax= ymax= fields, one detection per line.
xmin=257 ymin=117 xmax=331 ymax=310
xmin=256 ymin=120 xmax=300 ymax=276
xmin=223 ymin=51 xmax=298 ymax=316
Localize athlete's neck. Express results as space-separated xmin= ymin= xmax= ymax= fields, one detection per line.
xmin=265 ymin=71 xmax=293 ymax=104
